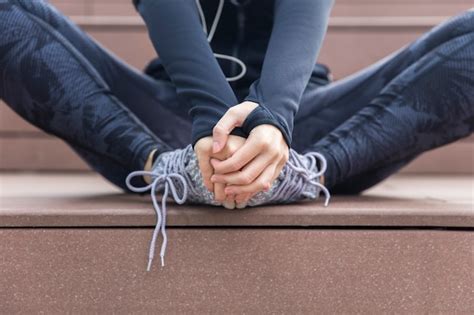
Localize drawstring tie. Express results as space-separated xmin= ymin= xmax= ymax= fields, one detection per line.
xmin=125 ymin=148 xmax=192 ymax=271
xmin=125 ymin=147 xmax=331 ymax=271
xmin=126 ymin=172 xmax=188 ymax=271
xmin=269 ymin=151 xmax=331 ymax=207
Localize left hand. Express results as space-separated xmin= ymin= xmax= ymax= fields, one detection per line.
xmin=210 ymin=101 xmax=289 ymax=207
xmin=194 ymin=134 xmax=246 ymax=208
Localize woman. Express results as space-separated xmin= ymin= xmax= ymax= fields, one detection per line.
xmin=1 ymin=0 xmax=473 ymax=269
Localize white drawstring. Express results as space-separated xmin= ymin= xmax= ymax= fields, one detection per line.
xmin=125 ymin=171 xmax=188 ymax=271
xmin=267 ymin=150 xmax=331 ymax=207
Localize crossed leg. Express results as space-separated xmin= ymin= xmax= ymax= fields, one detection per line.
xmin=0 ymin=0 xmax=193 ymax=190
xmin=292 ymin=10 xmax=474 ymax=194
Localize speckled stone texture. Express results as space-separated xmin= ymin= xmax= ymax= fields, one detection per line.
xmin=0 ymin=229 xmax=472 ymax=313
xmin=0 ymin=173 xmax=473 ymax=312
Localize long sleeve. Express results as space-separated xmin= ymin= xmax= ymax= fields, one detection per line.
xmin=134 ymin=0 xmax=246 ymax=147
xmin=241 ymin=0 xmax=334 ymax=146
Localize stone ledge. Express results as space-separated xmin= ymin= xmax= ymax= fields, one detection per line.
xmin=1 ymin=229 xmax=472 ymax=313
xmin=0 ymin=173 xmax=472 ymax=228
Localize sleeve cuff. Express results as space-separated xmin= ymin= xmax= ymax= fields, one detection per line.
xmin=240 ymin=104 xmax=292 ymax=147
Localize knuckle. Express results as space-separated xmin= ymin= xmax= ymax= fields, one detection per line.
xmin=240 ymin=172 xmax=253 ymax=185
xmin=228 ymin=106 xmax=238 ymax=115
xmin=229 ymin=108 xmax=244 ymax=124
xmin=228 ymin=160 xmax=241 ymax=172
xmin=228 ymin=146 xmax=238 ymax=155
xmin=262 ymin=139 xmax=274 ymax=150
xmin=213 ymin=124 xmax=226 ymax=135
xmin=258 ymin=180 xmax=268 ymax=190
xmin=271 ymin=149 xmax=280 ymax=158
xmin=259 ymin=141 xmax=269 ymax=150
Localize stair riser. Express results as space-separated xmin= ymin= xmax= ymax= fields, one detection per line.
xmin=0 ymin=229 xmax=472 ymax=313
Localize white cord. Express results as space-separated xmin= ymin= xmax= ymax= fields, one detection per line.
xmin=196 ymin=0 xmax=208 ymax=35
xmin=213 ymin=53 xmax=247 ymax=81
xmin=207 ymin=0 xmax=224 ymax=42
xmin=195 ymin=0 xmax=247 ymax=82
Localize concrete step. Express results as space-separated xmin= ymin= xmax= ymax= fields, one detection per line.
xmin=1 ymin=173 xmax=472 ymax=228
xmin=0 ymin=173 xmax=474 ymax=227
xmin=0 ymin=173 xmax=472 ymax=312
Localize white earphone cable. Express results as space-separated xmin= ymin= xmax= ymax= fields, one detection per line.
xmin=195 ymin=0 xmax=247 ymax=82
xmin=207 ymin=0 xmax=224 ymax=42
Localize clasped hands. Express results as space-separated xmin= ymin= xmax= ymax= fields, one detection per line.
xmin=194 ymin=101 xmax=289 ymax=209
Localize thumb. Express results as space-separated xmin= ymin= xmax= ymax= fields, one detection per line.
xmin=212 ymin=108 xmax=241 ymax=153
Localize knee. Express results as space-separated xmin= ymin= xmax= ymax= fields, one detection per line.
xmin=0 ymin=2 xmax=51 ymax=71
xmin=460 ymin=8 xmax=474 ymax=26
xmin=0 ymin=0 xmax=52 ymax=44
xmin=449 ymin=9 xmax=474 ymax=34
xmin=0 ymin=0 xmax=51 ymax=27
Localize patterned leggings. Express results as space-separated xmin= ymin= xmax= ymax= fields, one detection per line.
xmin=1 ymin=0 xmax=473 ymax=194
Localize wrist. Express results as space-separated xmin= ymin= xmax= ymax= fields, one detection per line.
xmin=240 ymin=105 xmax=292 ymax=148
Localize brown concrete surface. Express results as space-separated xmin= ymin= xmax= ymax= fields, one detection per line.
xmin=0 ymin=229 xmax=472 ymax=313
xmin=0 ymin=172 xmax=472 ymax=312
xmin=0 ymin=173 xmax=472 ymax=228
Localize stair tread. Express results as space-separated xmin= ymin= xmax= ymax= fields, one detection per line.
xmin=0 ymin=173 xmax=472 ymax=228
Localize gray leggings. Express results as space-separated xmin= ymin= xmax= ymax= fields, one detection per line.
xmin=1 ymin=0 xmax=473 ymax=194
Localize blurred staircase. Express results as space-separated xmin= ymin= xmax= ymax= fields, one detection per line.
xmin=1 ymin=0 xmax=473 ymax=173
